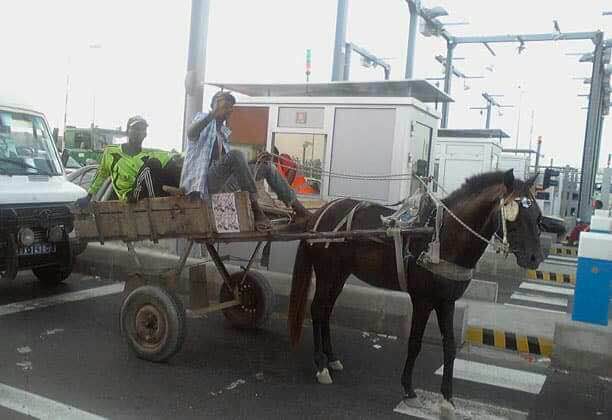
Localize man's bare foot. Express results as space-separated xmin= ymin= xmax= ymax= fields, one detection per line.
xmin=254 ymin=210 xmax=272 ymax=232
xmin=291 ymin=200 xmax=312 ymax=226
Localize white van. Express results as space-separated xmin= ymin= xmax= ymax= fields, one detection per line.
xmin=0 ymin=103 xmax=87 ymax=284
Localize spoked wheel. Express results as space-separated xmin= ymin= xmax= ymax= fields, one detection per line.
xmin=219 ymin=271 xmax=274 ymax=329
xmin=120 ymin=285 xmax=186 ymax=362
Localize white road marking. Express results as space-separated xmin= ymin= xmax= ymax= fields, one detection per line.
xmin=0 ymin=382 xmax=106 ymax=419
xmin=394 ymin=389 xmax=528 ymax=419
xmin=435 ymin=359 xmax=546 ymax=395
xmin=0 ymin=283 xmax=124 ymax=317
xmin=510 ymin=291 xmax=567 ymax=307
xmin=519 ymin=282 xmax=574 ymax=296
xmin=503 ymin=303 xmax=566 ymax=314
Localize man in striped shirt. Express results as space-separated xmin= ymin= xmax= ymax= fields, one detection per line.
xmin=180 ymin=92 xmax=311 ymax=231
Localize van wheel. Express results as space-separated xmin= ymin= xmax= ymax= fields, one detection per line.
xmin=32 ymin=264 xmax=74 ymax=286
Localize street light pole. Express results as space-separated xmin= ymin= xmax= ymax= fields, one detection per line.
xmin=182 ymin=0 xmax=210 ymax=152
xmin=63 ymin=56 xmax=71 ymax=139
xmin=577 ymin=32 xmax=605 ymax=222
xmin=440 ymin=41 xmax=455 ymax=128
xmin=405 ymin=0 xmax=420 ymax=78
xmin=331 ymin=0 xmax=349 ymax=81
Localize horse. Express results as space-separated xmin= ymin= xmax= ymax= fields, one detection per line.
xmin=288 ymin=169 xmax=543 ymax=405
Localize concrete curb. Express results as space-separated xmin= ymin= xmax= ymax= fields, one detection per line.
xmin=75 ymin=243 xmax=468 ymax=345
xmin=552 ymin=319 xmax=612 ymax=376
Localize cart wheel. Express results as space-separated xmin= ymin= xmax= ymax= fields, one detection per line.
xmin=120 ymin=285 xmax=186 ymax=362
xmin=219 ymin=271 xmax=274 ymax=329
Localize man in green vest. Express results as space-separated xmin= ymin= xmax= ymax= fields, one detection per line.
xmin=76 ymin=116 xmax=180 ymax=207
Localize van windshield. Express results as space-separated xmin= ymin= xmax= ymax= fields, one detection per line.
xmin=0 ymin=110 xmax=62 ymax=176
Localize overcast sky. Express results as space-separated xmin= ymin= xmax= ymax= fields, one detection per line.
xmin=1 ymin=0 xmax=611 ymax=168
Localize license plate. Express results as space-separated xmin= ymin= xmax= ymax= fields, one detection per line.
xmin=17 ymin=243 xmax=56 ymax=256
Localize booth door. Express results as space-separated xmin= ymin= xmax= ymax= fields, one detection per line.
xmin=408 ymin=122 xmax=433 ymax=196
xmin=328 ymin=108 xmax=395 ymax=202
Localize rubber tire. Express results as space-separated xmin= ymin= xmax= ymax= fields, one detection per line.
xmin=32 ymin=264 xmax=73 ymax=286
xmin=220 ymin=271 xmax=274 ymax=329
xmin=120 ymin=285 xmax=186 ymax=362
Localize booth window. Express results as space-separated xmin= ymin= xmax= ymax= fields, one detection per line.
xmin=272 ymin=132 xmax=326 ymax=196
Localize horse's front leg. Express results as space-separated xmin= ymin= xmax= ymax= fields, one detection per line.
xmin=435 ymin=301 xmax=457 ymax=403
xmin=401 ymin=299 xmax=433 ymax=399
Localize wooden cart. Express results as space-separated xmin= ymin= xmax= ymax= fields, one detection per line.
xmin=73 ymin=192 xmax=431 ymax=362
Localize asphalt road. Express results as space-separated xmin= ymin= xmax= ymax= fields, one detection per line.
xmin=0 ymin=272 xmax=608 ymax=419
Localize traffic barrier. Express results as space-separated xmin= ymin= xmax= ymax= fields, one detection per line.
xmin=466 ymin=326 xmax=553 ymax=357
xmin=549 ymin=246 xmax=578 ymax=257
xmin=527 ymin=270 xmax=576 ymax=285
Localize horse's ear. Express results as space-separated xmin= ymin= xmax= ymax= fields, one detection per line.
xmin=526 ymin=173 xmax=538 ymax=187
xmin=503 ymin=169 xmax=515 ymax=193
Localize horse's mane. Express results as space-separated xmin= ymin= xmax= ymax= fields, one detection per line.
xmin=442 ymin=171 xmax=521 ymax=207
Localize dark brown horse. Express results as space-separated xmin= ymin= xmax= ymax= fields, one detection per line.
xmin=288 ymin=169 xmax=543 ymax=405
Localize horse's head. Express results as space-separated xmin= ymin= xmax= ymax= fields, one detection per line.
xmin=499 ymin=169 xmax=544 ymax=269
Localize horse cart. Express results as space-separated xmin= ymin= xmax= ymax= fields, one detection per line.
xmin=73 ymin=192 xmax=431 ymax=362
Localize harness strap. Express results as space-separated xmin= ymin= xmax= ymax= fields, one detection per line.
xmin=417 ymin=256 xmax=474 ymax=282
xmin=312 ymin=198 xmax=349 ymax=232
xmin=390 ymin=227 xmax=408 ymax=292
xmin=324 ymin=201 xmax=365 ymax=248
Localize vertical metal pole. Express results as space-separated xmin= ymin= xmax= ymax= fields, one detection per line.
xmin=343 ymin=43 xmax=352 ymax=80
xmin=178 ymin=0 xmax=210 ymax=257
xmin=485 ymin=102 xmax=492 ymax=129
xmin=440 ymin=41 xmax=455 ymax=128
xmin=578 ymin=32 xmax=604 ymax=223
xmin=405 ymin=0 xmax=419 ymax=79
xmin=63 ymin=57 xmax=71 ymax=142
xmin=602 ymin=162 xmax=611 ymax=209
xmin=590 ymin=114 xmax=605 ymax=194
xmin=182 ymin=0 xmax=210 ymax=152
xmin=331 ymin=0 xmax=349 ymax=81
xmin=534 ymin=136 xmax=542 ymax=174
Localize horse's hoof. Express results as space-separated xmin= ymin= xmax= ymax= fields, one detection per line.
xmin=439 ymin=398 xmax=456 ymax=420
xmin=401 ymin=395 xmax=422 ymax=408
xmin=316 ymin=368 xmax=333 ymax=384
xmin=329 ymin=360 xmax=344 ymax=371
xmin=404 ymin=389 xmax=417 ymax=399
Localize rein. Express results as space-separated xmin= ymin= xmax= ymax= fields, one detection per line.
xmin=412 ymin=176 xmax=511 ymax=256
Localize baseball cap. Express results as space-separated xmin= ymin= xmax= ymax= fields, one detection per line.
xmin=126 ymin=115 xmax=148 ymax=129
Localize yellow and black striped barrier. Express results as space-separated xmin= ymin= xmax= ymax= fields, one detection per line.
xmin=527 ymin=269 xmax=576 ymax=285
xmin=467 ymin=326 xmax=553 ymax=357
xmin=549 ymin=246 xmax=578 ymax=257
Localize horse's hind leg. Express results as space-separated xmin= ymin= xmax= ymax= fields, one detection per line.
xmin=311 ymin=264 xmax=348 ymax=384
xmin=321 ymin=273 xmax=350 ymax=372
xmin=435 ymin=300 xmax=457 ymax=403
xmin=401 ymin=299 xmax=433 ymax=399
xmin=311 ymin=290 xmax=332 ymax=384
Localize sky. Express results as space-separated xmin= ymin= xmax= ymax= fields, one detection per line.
xmin=1 ymin=0 xmax=611 ymax=168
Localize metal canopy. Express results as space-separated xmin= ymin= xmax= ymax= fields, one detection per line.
xmin=437 ymin=128 xmax=510 ymax=139
xmin=207 ymin=80 xmax=453 ymax=103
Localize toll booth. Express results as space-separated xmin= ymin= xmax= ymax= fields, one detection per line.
xmin=432 ymin=128 xmax=508 ymax=196
xmin=572 ymin=212 xmax=612 ymax=325
xmin=210 ymin=80 xmax=451 ymax=206
xmin=498 ymin=150 xmax=533 ymax=181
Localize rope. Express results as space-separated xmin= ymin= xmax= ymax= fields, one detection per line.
xmin=412 ymin=176 xmax=509 ymax=254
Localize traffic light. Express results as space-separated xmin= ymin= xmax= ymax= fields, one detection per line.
xmin=543 ymin=168 xmax=560 ymax=190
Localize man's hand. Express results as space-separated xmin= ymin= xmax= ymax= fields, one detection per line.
xmin=256 ymin=150 xmax=273 ymax=162
xmin=75 ymin=194 xmax=92 ymax=209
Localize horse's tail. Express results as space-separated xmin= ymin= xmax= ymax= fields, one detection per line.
xmin=288 ymin=240 xmax=313 ymax=349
